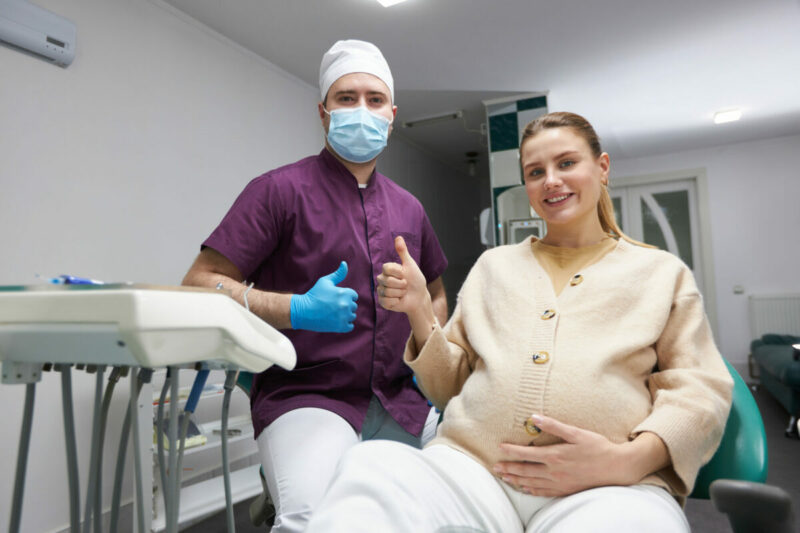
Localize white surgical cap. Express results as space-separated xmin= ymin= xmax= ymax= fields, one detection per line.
xmin=319 ymin=39 xmax=394 ymax=103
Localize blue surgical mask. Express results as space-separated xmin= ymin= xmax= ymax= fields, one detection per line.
xmin=324 ymin=106 xmax=392 ymax=163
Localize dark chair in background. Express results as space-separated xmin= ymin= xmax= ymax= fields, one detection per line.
xmin=749 ymin=334 xmax=800 ymax=437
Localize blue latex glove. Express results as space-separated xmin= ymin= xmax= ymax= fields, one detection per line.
xmin=290 ymin=261 xmax=358 ymax=332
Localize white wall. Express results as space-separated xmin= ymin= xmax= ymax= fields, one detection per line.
xmin=0 ymin=2 xmax=481 ymax=531
xmin=611 ymin=133 xmax=800 ymax=366
xmin=0 ymin=2 xmax=323 ymax=287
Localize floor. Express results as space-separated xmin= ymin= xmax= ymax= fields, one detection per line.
xmin=188 ymin=386 xmax=799 ymax=532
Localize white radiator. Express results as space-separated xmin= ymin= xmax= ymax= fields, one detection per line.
xmin=748 ymin=293 xmax=800 ymax=339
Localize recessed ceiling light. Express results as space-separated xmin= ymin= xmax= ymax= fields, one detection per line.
xmin=376 ymin=0 xmax=408 ymax=6
xmin=713 ymin=109 xmax=742 ymax=124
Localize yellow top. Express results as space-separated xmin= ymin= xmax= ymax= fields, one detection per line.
xmin=531 ymin=237 xmax=617 ymax=296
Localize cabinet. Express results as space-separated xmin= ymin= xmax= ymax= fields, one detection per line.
xmin=139 ymin=369 xmax=262 ymax=532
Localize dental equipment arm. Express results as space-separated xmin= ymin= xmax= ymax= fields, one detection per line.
xmin=0 ymin=283 xmax=297 ymax=532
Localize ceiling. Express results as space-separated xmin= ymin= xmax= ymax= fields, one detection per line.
xmin=164 ymin=0 xmax=800 ymax=177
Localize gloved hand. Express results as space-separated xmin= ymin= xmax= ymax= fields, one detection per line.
xmin=290 ymin=261 xmax=358 ymax=332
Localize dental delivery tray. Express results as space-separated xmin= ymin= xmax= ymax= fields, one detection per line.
xmin=0 ymin=284 xmax=296 ymax=372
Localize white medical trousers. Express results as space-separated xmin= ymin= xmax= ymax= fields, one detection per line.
xmin=256 ymin=398 xmax=439 ymax=533
xmin=305 ymin=441 xmax=691 ymax=533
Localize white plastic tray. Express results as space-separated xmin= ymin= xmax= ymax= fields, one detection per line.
xmin=0 ymin=285 xmax=296 ymax=372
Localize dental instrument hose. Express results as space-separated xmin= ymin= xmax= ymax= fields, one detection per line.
xmin=59 ymin=365 xmax=81 ymax=533
xmin=83 ymin=365 xmax=124 ymax=533
xmin=8 ymin=382 xmax=36 ymax=533
xmin=170 ymin=367 xmax=210 ymax=532
xmin=222 ymin=369 xmax=240 ymax=533
xmin=157 ymin=369 xmax=172 ymax=514
xmin=166 ymin=368 xmax=180 ymax=533
xmin=99 ymin=366 xmax=124 ymax=533
xmin=109 ymin=368 xmax=152 ymax=533
xmin=132 ymin=369 xmax=152 ymax=533
xmin=82 ymin=366 xmax=106 ymax=533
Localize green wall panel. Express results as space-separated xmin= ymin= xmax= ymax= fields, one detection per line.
xmin=517 ymin=96 xmax=547 ymax=111
xmin=489 ymin=112 xmax=519 ymax=152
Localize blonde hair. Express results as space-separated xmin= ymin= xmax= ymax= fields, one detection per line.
xmin=519 ymin=111 xmax=654 ymax=248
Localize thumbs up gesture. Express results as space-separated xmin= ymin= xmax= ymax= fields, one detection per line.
xmin=377 ymin=236 xmax=430 ymax=315
xmin=290 ymin=261 xmax=359 ymax=332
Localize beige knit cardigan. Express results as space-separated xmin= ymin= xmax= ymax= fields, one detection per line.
xmin=405 ymin=237 xmax=733 ymax=501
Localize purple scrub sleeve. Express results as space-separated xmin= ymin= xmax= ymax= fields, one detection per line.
xmin=202 ymin=149 xmax=448 ymax=438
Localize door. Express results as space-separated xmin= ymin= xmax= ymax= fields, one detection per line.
xmin=610 ymin=179 xmax=705 ymax=295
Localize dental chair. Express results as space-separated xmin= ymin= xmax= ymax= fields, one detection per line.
xmin=238 ymin=360 xmax=796 ymax=532
xmin=690 ymin=360 xmax=796 ymax=532
xmin=691 ymin=360 xmax=768 ymax=499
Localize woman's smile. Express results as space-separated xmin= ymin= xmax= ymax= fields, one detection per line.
xmin=543 ymin=193 xmax=574 ymax=205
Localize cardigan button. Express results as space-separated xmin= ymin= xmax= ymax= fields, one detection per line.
xmin=523 ymin=418 xmax=542 ymax=437
xmin=541 ymin=309 xmax=556 ymax=320
xmin=532 ymin=351 xmax=550 ymax=364
xmin=570 ymin=274 xmax=584 ymax=286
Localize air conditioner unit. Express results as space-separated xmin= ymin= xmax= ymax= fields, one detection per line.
xmin=0 ymin=0 xmax=76 ymax=67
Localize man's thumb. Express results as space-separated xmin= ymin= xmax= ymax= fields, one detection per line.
xmin=395 ymin=236 xmax=413 ymax=265
xmin=326 ymin=261 xmax=348 ymax=285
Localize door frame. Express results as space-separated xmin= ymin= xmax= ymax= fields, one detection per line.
xmin=609 ymin=168 xmax=718 ymax=338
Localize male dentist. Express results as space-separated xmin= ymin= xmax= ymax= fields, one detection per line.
xmin=182 ymin=39 xmax=448 ymax=532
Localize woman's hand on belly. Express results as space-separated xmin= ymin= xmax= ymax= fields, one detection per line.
xmin=493 ymin=415 xmax=669 ymax=497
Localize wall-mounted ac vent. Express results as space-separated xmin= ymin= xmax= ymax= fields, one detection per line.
xmin=0 ymin=0 xmax=76 ymax=67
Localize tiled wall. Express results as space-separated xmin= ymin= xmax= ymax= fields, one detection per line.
xmin=485 ymin=94 xmax=548 ymax=245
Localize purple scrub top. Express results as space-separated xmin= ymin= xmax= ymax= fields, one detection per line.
xmin=203 ymin=149 xmax=448 ymax=439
